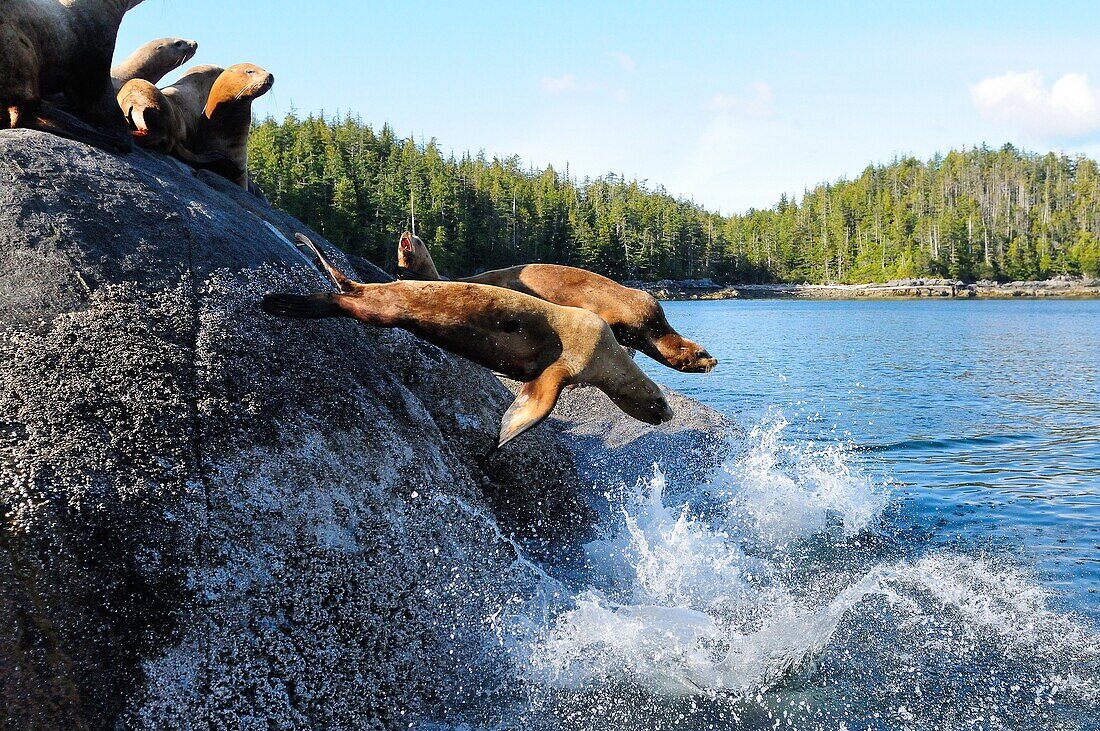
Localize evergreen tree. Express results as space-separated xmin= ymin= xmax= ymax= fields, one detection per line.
xmin=250 ymin=114 xmax=1100 ymax=282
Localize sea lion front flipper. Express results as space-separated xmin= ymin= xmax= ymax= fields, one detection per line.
xmin=497 ymin=367 xmax=569 ymax=449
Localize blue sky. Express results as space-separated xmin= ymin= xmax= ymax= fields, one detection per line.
xmin=116 ymin=1 xmax=1100 ymax=213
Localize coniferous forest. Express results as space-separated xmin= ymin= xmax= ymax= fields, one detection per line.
xmin=249 ymin=114 xmax=1100 ymax=283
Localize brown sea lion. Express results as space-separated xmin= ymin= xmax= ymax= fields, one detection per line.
xmin=397 ymin=232 xmax=718 ymax=373
xmin=0 ymin=0 xmax=145 ymax=150
xmin=192 ymin=63 xmax=275 ymax=189
xmin=264 ymin=234 xmax=674 ymax=448
xmin=111 ymin=37 xmax=198 ymax=88
xmin=161 ymin=64 xmax=223 ymax=133
xmin=116 ymin=78 xmax=242 ymax=179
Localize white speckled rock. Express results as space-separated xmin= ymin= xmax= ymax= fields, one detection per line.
xmin=0 ymin=130 xmax=730 ymax=729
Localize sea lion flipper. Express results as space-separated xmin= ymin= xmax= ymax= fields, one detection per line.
xmin=174 ymin=146 xmax=245 ymax=180
xmin=294 ymin=233 xmax=357 ymax=292
xmin=498 ymin=368 xmax=569 ymax=449
xmin=261 ymin=292 xmax=347 ymax=319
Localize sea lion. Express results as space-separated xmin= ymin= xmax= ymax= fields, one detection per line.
xmin=0 ymin=0 xmax=146 ymax=150
xmin=397 ymin=231 xmax=441 ymax=280
xmin=116 ymin=78 xmax=242 ymax=179
xmin=162 ymin=64 xmax=223 ymax=132
xmin=397 ymin=232 xmax=718 ymax=373
xmin=264 ymin=234 xmax=674 ymax=448
xmin=111 ymin=37 xmax=198 ymax=88
xmin=192 ymin=63 xmax=275 ymax=189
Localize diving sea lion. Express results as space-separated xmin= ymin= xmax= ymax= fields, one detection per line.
xmin=0 ymin=0 xmax=146 ymax=150
xmin=396 ymin=232 xmax=718 ymax=373
xmin=192 ymin=63 xmax=275 ymax=189
xmin=116 ymin=78 xmax=242 ymax=179
xmin=264 ymin=234 xmax=674 ymax=448
xmin=111 ymin=37 xmax=198 ymax=88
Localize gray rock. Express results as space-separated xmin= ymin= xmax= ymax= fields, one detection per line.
xmin=503 ymin=381 xmax=732 ymax=497
xmin=0 ymin=130 xmax=729 ymax=729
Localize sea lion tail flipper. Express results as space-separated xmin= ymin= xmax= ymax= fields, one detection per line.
xmin=294 ymin=233 xmax=357 ymax=292
xmin=497 ymin=368 xmax=569 ymax=449
xmin=261 ymin=292 xmax=347 ymax=319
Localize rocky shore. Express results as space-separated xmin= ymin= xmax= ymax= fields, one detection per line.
xmin=629 ymin=276 xmax=1100 ymax=300
xmin=0 ymin=130 xmax=731 ymax=729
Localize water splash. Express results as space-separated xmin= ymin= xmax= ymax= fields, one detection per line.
xmin=525 ymin=465 xmax=889 ymax=696
xmin=504 ymin=413 xmax=1099 ymax=728
xmin=713 ymin=410 xmax=887 ymax=548
xmin=426 ymin=413 xmax=1099 ymax=729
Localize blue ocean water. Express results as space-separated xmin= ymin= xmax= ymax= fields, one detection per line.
xmin=442 ymin=299 xmax=1100 ymax=730
xmin=507 ymin=299 xmax=1100 ymax=730
xmin=644 ymin=299 xmax=1100 ymax=620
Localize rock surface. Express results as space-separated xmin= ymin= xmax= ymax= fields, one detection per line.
xmin=0 ymin=130 xmax=729 ymax=729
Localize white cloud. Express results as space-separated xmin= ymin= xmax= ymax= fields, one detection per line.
xmin=540 ymin=74 xmax=627 ymax=103
xmin=541 ymin=74 xmax=578 ymax=94
xmin=669 ymin=113 xmax=801 ymax=212
xmin=708 ymin=82 xmax=774 ymax=119
xmin=611 ymin=52 xmax=636 ymax=73
xmin=971 ymin=71 xmax=1100 ymax=139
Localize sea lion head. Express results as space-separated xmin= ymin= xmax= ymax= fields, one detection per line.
xmin=635 ymin=294 xmax=718 ymax=373
xmin=397 ymin=231 xmax=433 ymax=274
xmin=653 ymin=333 xmax=718 ymax=373
xmin=150 ymin=37 xmax=198 ymax=74
xmin=205 ymin=63 xmax=275 ymax=116
xmin=116 ymin=79 xmax=168 ymax=145
xmin=607 ymin=375 xmax=675 ymax=426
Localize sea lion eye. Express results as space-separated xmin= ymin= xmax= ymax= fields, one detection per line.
xmin=246 ymin=69 xmax=255 ymax=75
xmin=501 ymin=320 xmax=521 ymax=333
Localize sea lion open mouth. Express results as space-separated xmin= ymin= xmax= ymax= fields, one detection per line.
xmin=124 ymin=106 xmax=148 ymax=136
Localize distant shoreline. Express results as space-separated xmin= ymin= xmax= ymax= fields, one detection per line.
xmin=627 ymin=277 xmax=1100 ymax=301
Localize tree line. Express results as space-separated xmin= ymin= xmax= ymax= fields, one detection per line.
xmin=248 ymin=113 xmax=1100 ymax=282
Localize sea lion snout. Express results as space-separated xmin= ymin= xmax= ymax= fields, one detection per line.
xmin=608 ymin=377 xmax=674 ymax=425
xmin=653 ymin=397 xmax=675 ymax=424
xmin=635 ymin=394 xmax=674 ymax=425
xmin=691 ymin=350 xmax=719 ymax=373
xmin=396 ymin=232 xmax=439 ymax=279
xmin=653 ymin=333 xmax=718 ymax=373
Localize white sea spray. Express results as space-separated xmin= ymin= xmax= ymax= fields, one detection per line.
xmin=463 ymin=411 xmax=1100 ymax=729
